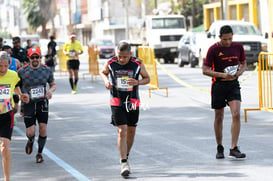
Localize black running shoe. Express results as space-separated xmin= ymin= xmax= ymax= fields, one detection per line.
xmin=216 ymin=144 xmax=225 ymax=159
xmin=25 ymin=140 xmax=33 ymax=155
xmin=229 ymin=146 xmax=246 ymax=160
xmin=36 ymin=154 xmax=44 ymax=163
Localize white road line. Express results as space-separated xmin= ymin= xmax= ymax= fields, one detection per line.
xmin=14 ymin=126 xmax=91 ymax=181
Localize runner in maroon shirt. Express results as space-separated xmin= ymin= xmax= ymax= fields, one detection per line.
xmin=203 ymin=25 xmax=247 ymax=160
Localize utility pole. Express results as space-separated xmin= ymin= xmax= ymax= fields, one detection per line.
xmin=68 ymin=0 xmax=73 ymax=33
xmin=154 ymin=0 xmax=157 ymax=9
xmin=123 ymin=0 xmax=129 ymax=40
xmin=192 ymin=0 xmax=196 ymax=27
xmin=220 ymin=0 xmax=228 ymax=19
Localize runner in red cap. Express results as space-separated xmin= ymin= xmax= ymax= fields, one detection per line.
xmin=18 ymin=47 xmax=56 ymax=163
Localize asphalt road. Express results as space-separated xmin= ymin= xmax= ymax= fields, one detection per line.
xmin=1 ymin=56 xmax=273 ymax=181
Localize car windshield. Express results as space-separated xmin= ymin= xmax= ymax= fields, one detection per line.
xmin=97 ymin=40 xmax=114 ymax=46
xmin=231 ymin=25 xmax=261 ymax=35
xmin=152 ymin=18 xmax=185 ymax=29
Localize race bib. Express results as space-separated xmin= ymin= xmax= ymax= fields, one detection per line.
xmin=30 ymin=86 xmax=45 ymax=99
xmin=0 ymin=86 xmax=11 ymax=99
xmin=0 ymin=84 xmax=12 ymax=114
xmin=224 ymin=65 xmax=238 ymax=76
xmin=117 ymin=76 xmax=133 ymax=89
xmin=115 ymin=70 xmax=134 ymax=91
xmin=69 ymin=51 xmax=76 ymax=57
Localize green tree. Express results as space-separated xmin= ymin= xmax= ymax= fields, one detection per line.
xmin=173 ymin=0 xmax=208 ymax=28
xmin=23 ymin=0 xmax=55 ymax=38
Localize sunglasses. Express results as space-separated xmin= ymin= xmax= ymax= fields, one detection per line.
xmin=30 ymin=55 xmax=41 ymax=59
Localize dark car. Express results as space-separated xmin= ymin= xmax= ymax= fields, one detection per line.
xmin=89 ymin=39 xmax=115 ymax=58
xmin=177 ymin=32 xmax=200 ymax=68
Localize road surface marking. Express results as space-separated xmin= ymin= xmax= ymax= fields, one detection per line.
xmin=14 ymin=126 xmax=91 ymax=181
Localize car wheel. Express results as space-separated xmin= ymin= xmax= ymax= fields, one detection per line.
xmin=190 ymin=58 xmax=196 ymax=68
xmin=178 ymin=60 xmax=185 ymax=67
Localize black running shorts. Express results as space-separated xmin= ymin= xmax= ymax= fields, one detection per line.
xmin=111 ymin=106 xmax=139 ymax=127
xmin=24 ymin=99 xmax=49 ymax=128
xmin=67 ymin=59 xmax=80 ymax=70
xmin=0 ymin=111 xmax=14 ymax=140
xmin=211 ymin=80 xmax=241 ymax=109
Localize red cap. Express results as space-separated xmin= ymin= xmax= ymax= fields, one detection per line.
xmin=69 ymin=33 xmax=76 ymax=38
xmin=28 ymin=47 xmax=41 ymax=56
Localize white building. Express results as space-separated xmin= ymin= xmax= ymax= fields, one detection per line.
xmin=0 ymin=0 xmax=28 ymax=37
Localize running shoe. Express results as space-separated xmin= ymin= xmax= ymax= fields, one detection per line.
xmin=216 ymin=144 xmax=225 ymax=159
xmin=36 ymin=154 xmax=44 ymax=163
xmin=71 ymin=90 xmax=76 ymax=94
xmin=127 ymin=159 xmax=131 ymax=174
xmin=25 ymin=140 xmax=34 ymax=155
xmin=74 ymin=85 xmax=78 ymax=92
xmin=229 ymin=146 xmax=246 ymax=160
xmin=120 ymin=161 xmax=130 ymax=177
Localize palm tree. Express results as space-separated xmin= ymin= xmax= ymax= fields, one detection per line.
xmin=23 ymin=0 xmax=55 ymax=38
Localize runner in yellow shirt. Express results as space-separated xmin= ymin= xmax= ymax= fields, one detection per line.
xmin=0 ymin=51 xmax=29 ymax=181
xmin=63 ymin=33 xmax=83 ymax=94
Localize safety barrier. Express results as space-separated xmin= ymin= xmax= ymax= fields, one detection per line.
xmin=83 ymin=45 xmax=99 ymax=81
xmin=137 ymin=46 xmax=168 ymax=97
xmin=57 ymin=45 xmax=67 ymax=75
xmin=244 ymin=52 xmax=273 ymax=122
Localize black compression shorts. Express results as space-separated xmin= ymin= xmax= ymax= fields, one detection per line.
xmin=211 ymin=80 xmax=241 ymax=109
xmin=0 ymin=111 xmax=14 ymax=140
xmin=111 ymin=106 xmax=139 ymax=127
xmin=24 ymin=99 xmax=49 ymax=128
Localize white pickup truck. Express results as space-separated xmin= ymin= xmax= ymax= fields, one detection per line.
xmin=200 ymin=20 xmax=268 ymax=66
xmin=142 ymin=15 xmax=187 ymax=63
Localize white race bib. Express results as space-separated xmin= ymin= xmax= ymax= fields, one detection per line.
xmin=0 ymin=87 xmax=11 ymax=99
xmin=30 ymin=86 xmax=45 ymax=99
xmin=69 ymin=51 xmax=76 ymax=57
xmin=117 ymin=76 xmax=132 ymax=89
xmin=224 ymin=65 xmax=238 ymax=76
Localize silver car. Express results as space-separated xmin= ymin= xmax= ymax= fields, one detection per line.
xmin=177 ymin=32 xmax=200 ymax=68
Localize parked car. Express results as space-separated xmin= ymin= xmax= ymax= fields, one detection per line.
xmin=89 ymin=39 xmax=115 ymax=58
xmin=177 ymin=31 xmax=201 ymax=68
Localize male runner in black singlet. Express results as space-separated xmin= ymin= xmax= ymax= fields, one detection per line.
xmin=100 ymin=41 xmax=150 ymax=176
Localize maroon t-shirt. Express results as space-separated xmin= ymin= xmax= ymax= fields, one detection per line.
xmin=204 ymin=42 xmax=246 ymax=75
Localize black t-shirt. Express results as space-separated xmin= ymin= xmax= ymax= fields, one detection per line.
xmin=47 ymin=40 xmax=57 ymax=56
xmin=12 ymin=47 xmax=28 ymax=64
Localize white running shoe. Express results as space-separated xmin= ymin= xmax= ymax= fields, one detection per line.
xmin=120 ymin=162 xmax=130 ymax=177
xmin=127 ymin=159 xmax=131 ymax=174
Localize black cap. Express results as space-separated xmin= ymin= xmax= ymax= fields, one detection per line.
xmin=12 ymin=36 xmax=21 ymax=43
xmin=2 ymin=45 xmax=11 ymax=50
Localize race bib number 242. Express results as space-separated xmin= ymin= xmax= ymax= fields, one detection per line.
xmin=0 ymin=85 xmax=11 ymax=99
